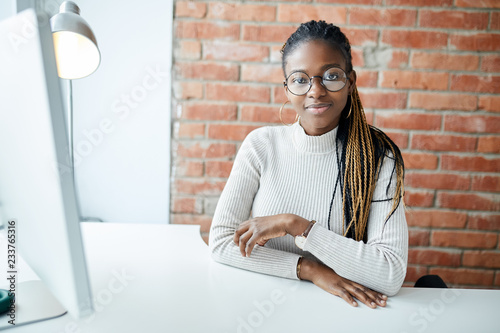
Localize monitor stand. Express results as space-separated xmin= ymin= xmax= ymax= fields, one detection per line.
xmin=0 ymin=280 xmax=67 ymax=329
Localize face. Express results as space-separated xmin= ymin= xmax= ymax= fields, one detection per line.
xmin=284 ymin=39 xmax=356 ymax=136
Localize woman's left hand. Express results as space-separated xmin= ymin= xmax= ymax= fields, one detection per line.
xmin=234 ymin=214 xmax=308 ymax=257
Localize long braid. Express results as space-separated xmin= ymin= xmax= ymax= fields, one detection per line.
xmin=282 ymin=20 xmax=405 ymax=242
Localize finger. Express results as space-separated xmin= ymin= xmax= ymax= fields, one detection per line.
xmin=348 ymin=286 xmax=377 ymax=309
xmin=233 ymin=225 xmax=249 ymax=246
xmin=336 ymin=288 xmax=358 ymax=307
xmin=348 ymin=282 xmax=384 ymax=308
xmin=245 ymin=234 xmax=260 ymax=257
xmin=238 ymin=232 xmax=252 ymax=257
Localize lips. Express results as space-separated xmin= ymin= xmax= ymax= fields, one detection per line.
xmin=305 ymin=103 xmax=332 ymax=115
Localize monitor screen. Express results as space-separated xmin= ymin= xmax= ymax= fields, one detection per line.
xmin=0 ymin=8 xmax=93 ymax=325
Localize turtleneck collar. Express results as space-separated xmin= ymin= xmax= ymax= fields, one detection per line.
xmin=291 ymin=120 xmax=338 ymax=154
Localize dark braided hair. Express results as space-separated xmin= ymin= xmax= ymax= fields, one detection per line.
xmin=281 ymin=20 xmax=405 ymax=242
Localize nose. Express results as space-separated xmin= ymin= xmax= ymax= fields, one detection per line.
xmin=308 ymin=76 xmax=326 ymax=97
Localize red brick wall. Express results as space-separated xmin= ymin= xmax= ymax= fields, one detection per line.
xmin=171 ymin=0 xmax=500 ymax=289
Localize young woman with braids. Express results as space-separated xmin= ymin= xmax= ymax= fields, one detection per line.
xmin=209 ymin=20 xmax=407 ymax=309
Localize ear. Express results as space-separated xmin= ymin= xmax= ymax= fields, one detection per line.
xmin=283 ymin=80 xmax=291 ymax=100
xmin=348 ymin=70 xmax=357 ymax=95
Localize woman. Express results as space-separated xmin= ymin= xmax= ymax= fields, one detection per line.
xmin=209 ymin=20 xmax=407 ymax=309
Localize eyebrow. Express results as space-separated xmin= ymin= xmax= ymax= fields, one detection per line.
xmin=288 ymin=63 xmax=344 ymax=75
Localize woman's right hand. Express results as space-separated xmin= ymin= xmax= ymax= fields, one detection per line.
xmin=300 ymin=259 xmax=387 ymax=309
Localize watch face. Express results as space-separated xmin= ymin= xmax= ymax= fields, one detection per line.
xmin=295 ymin=236 xmax=306 ymax=250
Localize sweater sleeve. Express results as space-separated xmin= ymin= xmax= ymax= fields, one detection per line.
xmin=209 ymin=129 xmax=302 ymax=280
xmin=302 ymin=154 xmax=408 ymax=296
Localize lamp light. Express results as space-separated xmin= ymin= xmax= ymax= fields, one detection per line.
xmin=50 ymin=1 xmax=100 ymax=79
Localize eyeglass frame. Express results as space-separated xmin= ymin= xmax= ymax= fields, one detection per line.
xmin=283 ymin=67 xmax=351 ymax=96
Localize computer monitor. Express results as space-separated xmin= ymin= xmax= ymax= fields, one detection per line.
xmin=0 ymin=8 xmax=93 ymax=326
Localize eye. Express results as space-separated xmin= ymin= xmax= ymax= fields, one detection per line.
xmin=292 ymin=77 xmax=308 ymax=84
xmin=324 ymin=72 xmax=340 ymax=81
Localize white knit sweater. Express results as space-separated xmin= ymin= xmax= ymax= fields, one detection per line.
xmin=209 ymin=122 xmax=408 ymax=296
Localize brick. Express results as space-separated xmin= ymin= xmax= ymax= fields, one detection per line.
xmin=174 ymin=40 xmax=201 ymax=60
xmin=273 ymin=86 xmax=287 ymax=104
xmin=172 ymin=197 xmax=201 ymax=214
xmin=463 ymin=251 xmax=500 ymax=269
xmin=177 ymin=142 xmax=236 ymax=158
xmin=343 ymin=28 xmax=378 ymax=47
xmin=441 ymin=155 xmax=500 ymax=172
xmin=455 ymin=0 xmax=500 ymax=8
xmin=387 ymin=50 xmax=409 ymax=69
xmin=382 ymin=30 xmax=447 ymax=49
xmin=405 ymin=210 xmax=467 ymax=228
xmin=181 ymin=103 xmax=237 ymax=121
xmin=241 ymin=64 xmax=283 ymax=84
xmin=451 ymin=74 xmax=500 ymax=94
xmin=468 ymin=213 xmax=500 ymax=231
xmin=386 ymin=0 xmax=452 ymax=5
xmin=351 ymin=48 xmax=364 ymax=67
xmin=408 ymin=249 xmax=461 ymax=267
xmin=241 ymin=105 xmax=294 ymax=124
xmin=402 ymin=152 xmax=438 ymax=170
xmin=438 ymin=192 xmax=500 ymax=211
xmin=450 ymin=33 xmax=500 ymax=52
xmin=277 ymin=4 xmax=347 ymax=24
xmin=444 ymin=115 xmax=500 ymax=134
xmin=477 ymin=136 xmax=500 ymax=153
xmin=405 ymin=265 xmax=429 ymax=284
xmin=173 ymin=81 xmax=203 ymax=100
xmin=478 ymin=96 xmax=500 ymax=113
xmin=492 ymin=12 xmax=500 ymax=30
xmin=376 ymin=113 xmax=441 ymax=131
xmin=358 ymin=91 xmax=407 ymax=109
xmin=171 ymin=214 xmax=213 ymax=233
xmin=350 ymin=8 xmax=416 ymax=27
xmin=174 ymin=179 xmax=226 ymax=195
xmin=404 ymin=190 xmax=434 ymax=208
xmin=206 ymin=83 xmax=270 ymax=103
xmin=206 ymin=161 xmax=234 ymax=178
xmin=405 ymin=172 xmax=470 ymax=190
xmin=432 ymin=230 xmax=497 ymax=249
xmin=381 ymin=70 xmax=448 ymax=90
xmin=208 ymin=124 xmax=260 ymax=141
xmin=243 ymin=24 xmax=296 ymax=43
xmin=208 ymin=2 xmax=276 ymax=22
xmin=355 ymin=70 xmax=378 ymax=88
xmin=419 ymin=10 xmax=488 ymax=30
xmin=175 ymin=62 xmax=239 ymax=81
xmin=471 ymin=175 xmax=500 ymax=192
xmin=176 ymin=123 xmax=205 ymax=139
xmin=411 ymin=52 xmax=479 ymax=71
xmin=428 ymin=268 xmax=494 ymax=286
xmin=175 ymin=1 xmax=207 ymax=18
xmin=496 ymin=272 xmax=500 ymax=287
xmin=175 ymin=21 xmax=239 ymax=40
xmin=384 ymin=131 xmax=409 ymax=149
xmin=204 ymin=41 xmax=269 ymax=62
xmin=411 ymin=134 xmax=476 ymax=152
xmin=317 ymin=0 xmax=382 ymax=4
xmin=409 ymin=228 xmax=430 ymax=246
xmin=174 ymin=160 xmax=203 ymax=177
xmin=481 ymin=55 xmax=500 ymax=73
xmin=409 ymin=92 xmax=477 ymax=111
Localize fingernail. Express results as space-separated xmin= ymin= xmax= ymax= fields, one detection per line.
xmin=352 ymin=301 xmax=357 ymax=306
xmin=371 ymin=302 xmax=376 ymax=307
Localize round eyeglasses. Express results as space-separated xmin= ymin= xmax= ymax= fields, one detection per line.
xmin=284 ymin=67 xmax=348 ymax=96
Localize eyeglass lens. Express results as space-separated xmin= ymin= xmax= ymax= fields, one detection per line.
xmin=286 ymin=68 xmax=347 ymax=96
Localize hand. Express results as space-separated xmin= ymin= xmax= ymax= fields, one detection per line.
xmin=233 ymin=214 xmax=308 ymax=257
xmin=300 ymin=259 xmax=387 ymax=309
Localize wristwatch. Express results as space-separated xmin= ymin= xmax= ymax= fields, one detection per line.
xmin=294 ymin=220 xmax=316 ymax=250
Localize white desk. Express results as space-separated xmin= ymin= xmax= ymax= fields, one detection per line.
xmin=3 ymin=223 xmax=500 ymax=332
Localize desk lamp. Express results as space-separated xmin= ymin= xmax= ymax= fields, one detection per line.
xmin=50 ymin=1 xmax=100 ymax=165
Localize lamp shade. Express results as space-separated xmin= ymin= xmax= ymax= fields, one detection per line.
xmin=50 ymin=1 xmax=100 ymax=79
